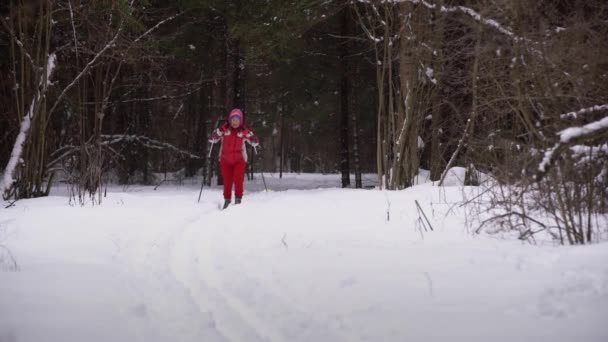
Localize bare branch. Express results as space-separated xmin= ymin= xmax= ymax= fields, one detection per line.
xmin=100 ymin=135 xmax=202 ymax=160
xmin=133 ymin=12 xmax=184 ymax=44
xmin=47 ymin=26 xmax=125 ymax=119
xmin=0 ymin=17 xmax=38 ymax=71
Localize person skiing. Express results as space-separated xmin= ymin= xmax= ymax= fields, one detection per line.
xmin=208 ymin=108 xmax=260 ymax=209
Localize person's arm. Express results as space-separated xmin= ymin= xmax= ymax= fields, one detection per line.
xmin=245 ymin=129 xmax=260 ymax=147
xmin=208 ymin=122 xmax=228 ymax=143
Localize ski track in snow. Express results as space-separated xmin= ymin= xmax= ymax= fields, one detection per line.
xmin=171 ymin=208 xmax=355 ymax=342
xmin=172 ymin=212 xmax=277 ymax=342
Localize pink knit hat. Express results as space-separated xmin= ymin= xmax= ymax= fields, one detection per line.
xmin=228 ymin=108 xmax=243 ymax=122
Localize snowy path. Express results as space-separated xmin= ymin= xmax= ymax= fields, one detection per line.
xmin=1 ymin=174 xmax=608 ymax=342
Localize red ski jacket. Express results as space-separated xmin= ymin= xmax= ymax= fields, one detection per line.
xmin=209 ymin=121 xmax=259 ymax=163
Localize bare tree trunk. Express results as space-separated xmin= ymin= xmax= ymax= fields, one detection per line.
xmin=272 ymin=124 xmax=277 ymax=173
xmin=392 ymin=1 xmax=423 ymax=189
xmin=352 ymin=95 xmax=362 ymax=189
xmin=384 ymin=3 xmax=395 ymax=190
xmin=279 ymin=105 xmax=285 ymax=179
xmin=429 ymin=0 xmax=446 ymax=181
xmin=339 ymin=9 xmax=351 ymax=188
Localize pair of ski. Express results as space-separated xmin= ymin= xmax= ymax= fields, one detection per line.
xmin=218 ymin=200 xmax=241 ymax=211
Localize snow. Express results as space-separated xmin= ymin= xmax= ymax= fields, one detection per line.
xmin=570 ymin=144 xmax=608 ymax=157
xmin=417 ymin=135 xmax=425 ymax=149
xmin=539 ymin=145 xmax=559 ymax=173
xmin=1 ymin=173 xmax=608 ymax=342
xmin=425 ymin=67 xmax=437 ymax=84
xmin=46 ymin=54 xmax=56 ymax=85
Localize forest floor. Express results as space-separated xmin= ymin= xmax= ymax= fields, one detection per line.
xmin=1 ymin=171 xmax=607 ymax=342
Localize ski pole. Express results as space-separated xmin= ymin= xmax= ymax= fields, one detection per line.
xmin=208 ymin=141 xmax=215 ymax=158
xmin=199 ymin=141 xmax=215 ymax=203
xmin=251 ymin=145 xmax=268 ymax=192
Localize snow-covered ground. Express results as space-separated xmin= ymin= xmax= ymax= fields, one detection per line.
xmin=1 ymin=172 xmax=607 ymax=342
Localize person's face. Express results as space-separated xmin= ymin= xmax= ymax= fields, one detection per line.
xmin=230 ymin=117 xmax=241 ymax=128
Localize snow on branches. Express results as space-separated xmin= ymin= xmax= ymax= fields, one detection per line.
xmin=100 ymin=135 xmax=203 ymax=160
xmin=1 ymin=53 xmax=57 ymax=198
xmin=560 ymin=105 xmax=608 ymax=120
xmin=537 ymin=105 xmax=608 ymax=180
xmin=357 ymin=0 xmax=546 ymax=59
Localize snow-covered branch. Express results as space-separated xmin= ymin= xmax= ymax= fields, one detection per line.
xmin=537 ymin=114 xmax=608 ymax=179
xmin=1 ymin=53 xmax=57 ymax=197
xmin=558 ymin=116 xmax=608 ymax=144
xmin=560 ymin=104 xmax=608 ymax=120
xmin=357 ymin=0 xmax=542 ymax=56
xmin=100 ymin=135 xmax=202 ymax=160
xmin=410 ymin=0 xmax=539 ymax=46
xmin=570 ymin=144 xmax=608 ymax=158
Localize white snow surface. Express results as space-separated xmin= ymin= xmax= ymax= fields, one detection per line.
xmin=1 ymin=173 xmax=607 ymax=342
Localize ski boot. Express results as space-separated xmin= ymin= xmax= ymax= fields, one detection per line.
xmin=223 ymin=199 xmax=231 ymax=209
xmin=235 ymin=197 xmax=242 ymax=205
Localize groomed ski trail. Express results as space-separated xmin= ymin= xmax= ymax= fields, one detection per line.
xmin=172 ymin=214 xmax=283 ymax=342
xmin=170 ymin=202 xmax=352 ymax=342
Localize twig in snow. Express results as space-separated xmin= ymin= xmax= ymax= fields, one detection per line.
xmin=0 ymin=244 xmax=19 ymax=272
xmin=154 ymin=179 xmax=166 ymax=191
xmin=4 ymin=200 xmax=17 ymax=209
xmin=385 ymin=193 xmax=391 ymax=222
xmin=415 ymin=200 xmax=434 ymax=231
xmin=415 ymin=218 xmax=425 ymax=240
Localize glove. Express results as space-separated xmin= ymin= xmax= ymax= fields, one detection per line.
xmin=246 ymin=131 xmax=260 ymax=147
xmin=208 ymin=127 xmax=224 ymax=143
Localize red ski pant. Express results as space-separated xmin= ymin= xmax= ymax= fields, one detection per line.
xmin=220 ymin=159 xmax=246 ymax=200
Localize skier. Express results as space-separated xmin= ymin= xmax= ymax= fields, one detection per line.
xmin=208 ymin=108 xmax=260 ymax=209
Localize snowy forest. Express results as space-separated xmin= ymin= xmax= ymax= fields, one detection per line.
xmin=1 ymin=1 xmax=608 ymax=341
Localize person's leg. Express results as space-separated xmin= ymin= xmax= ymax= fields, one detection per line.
xmin=221 ymin=161 xmax=234 ymax=200
xmin=233 ymin=160 xmax=247 ymax=202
